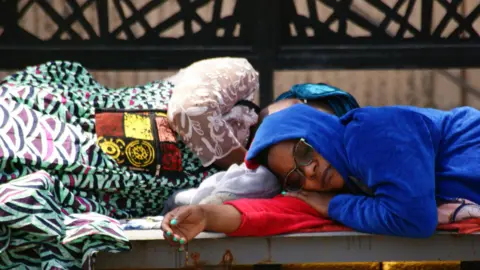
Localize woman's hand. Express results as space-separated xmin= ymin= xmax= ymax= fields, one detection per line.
xmin=161 ymin=204 xmax=242 ymax=250
xmin=161 ymin=205 xmax=207 ymax=250
xmin=286 ymin=191 xmax=336 ymax=217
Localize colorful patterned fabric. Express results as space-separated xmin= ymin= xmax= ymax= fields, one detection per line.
xmin=0 ymin=61 xmax=219 ymax=269
xmin=96 ymin=110 xmax=182 ymax=175
xmin=0 ymin=170 xmax=130 ymax=270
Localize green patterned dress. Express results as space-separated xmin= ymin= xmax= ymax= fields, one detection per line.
xmin=0 ymin=61 xmax=219 ymax=269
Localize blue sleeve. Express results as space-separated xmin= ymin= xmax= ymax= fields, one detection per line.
xmin=329 ymin=108 xmax=438 ymax=238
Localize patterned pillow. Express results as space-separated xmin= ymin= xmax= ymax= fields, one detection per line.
xmin=95 ymin=109 xmax=182 ymax=176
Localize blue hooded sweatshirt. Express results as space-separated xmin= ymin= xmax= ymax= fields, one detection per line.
xmin=246 ymin=104 xmax=480 ymax=238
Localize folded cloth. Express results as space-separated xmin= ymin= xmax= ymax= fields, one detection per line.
xmin=438 ymin=219 xmax=480 ymax=234
xmin=120 ymin=216 xmax=164 ymax=230
xmin=160 ymin=163 xmax=280 ymax=215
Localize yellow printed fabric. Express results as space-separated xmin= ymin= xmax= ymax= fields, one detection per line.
xmin=123 ymin=112 xmax=154 ymax=140
xmin=95 ymin=110 xmax=182 ymax=175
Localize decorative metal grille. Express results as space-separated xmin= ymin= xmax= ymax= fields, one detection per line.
xmin=1 ymin=0 xmax=480 ymax=106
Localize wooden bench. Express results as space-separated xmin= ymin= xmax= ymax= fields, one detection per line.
xmin=96 ymin=231 xmax=480 ymax=269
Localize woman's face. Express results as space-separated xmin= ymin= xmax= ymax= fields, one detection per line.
xmin=267 ymin=139 xmax=345 ymax=192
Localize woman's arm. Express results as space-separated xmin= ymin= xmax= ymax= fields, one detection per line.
xmin=167 ymin=57 xmax=259 ymax=169
xmin=224 ymin=196 xmax=334 ymax=236
xmin=162 ymin=195 xmax=334 ymax=246
xmin=203 ymin=204 xmax=243 ymax=233
xmin=329 ymin=108 xmax=439 ymax=238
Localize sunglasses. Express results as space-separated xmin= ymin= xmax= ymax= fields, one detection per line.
xmin=283 ymin=138 xmax=315 ymax=192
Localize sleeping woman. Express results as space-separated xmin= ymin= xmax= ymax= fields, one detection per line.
xmin=161 ymin=103 xmax=480 ymax=246
xmin=0 ymin=57 xmax=261 ymax=269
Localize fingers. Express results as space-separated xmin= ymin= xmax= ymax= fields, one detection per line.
xmin=161 ymin=210 xmax=176 ymax=237
xmin=161 ymin=207 xmax=189 ymax=248
xmin=162 ymin=209 xmax=184 ymax=245
xmin=162 ymin=230 xmax=176 ymax=247
xmin=170 ymin=205 xmax=193 ymax=225
xmin=170 ymin=207 xmax=191 ymax=246
xmin=163 ymin=230 xmax=187 ymax=252
xmin=161 ymin=211 xmax=177 ymax=246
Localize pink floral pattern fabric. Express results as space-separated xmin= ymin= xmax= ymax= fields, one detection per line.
xmin=168 ymin=58 xmax=259 ymax=167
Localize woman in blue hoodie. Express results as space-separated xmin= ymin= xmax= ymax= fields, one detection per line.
xmin=245 ymin=104 xmax=480 ymax=238
xmin=163 ymin=103 xmax=480 ymax=244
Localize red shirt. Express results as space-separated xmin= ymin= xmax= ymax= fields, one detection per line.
xmin=224 ymin=195 xmax=349 ymax=236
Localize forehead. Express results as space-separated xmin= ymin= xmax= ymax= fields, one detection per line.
xmin=267 ymin=140 xmax=296 ymax=175
xmin=259 ymin=99 xmax=302 ymax=122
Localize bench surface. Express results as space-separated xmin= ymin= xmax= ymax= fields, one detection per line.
xmin=96 ymin=231 xmax=480 ymax=269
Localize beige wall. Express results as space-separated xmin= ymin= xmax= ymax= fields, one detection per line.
xmin=2 ymin=0 xmax=480 ymax=110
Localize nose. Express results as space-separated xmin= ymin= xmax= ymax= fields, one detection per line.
xmin=301 ymin=162 xmax=316 ymax=180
